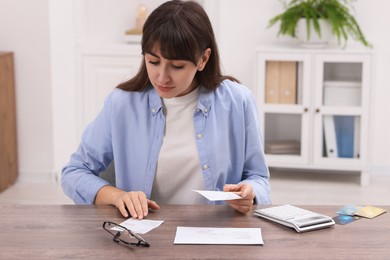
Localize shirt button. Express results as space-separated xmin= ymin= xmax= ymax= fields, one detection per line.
xmin=196 ymin=108 xmax=201 ymax=112
xmin=204 ymin=108 xmax=208 ymax=113
xmin=196 ymin=133 xmax=203 ymax=139
xmin=151 ymin=108 xmax=156 ymax=113
xmin=202 ymin=164 xmax=209 ymax=170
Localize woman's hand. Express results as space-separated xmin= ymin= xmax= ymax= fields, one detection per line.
xmin=95 ymin=186 xmax=160 ymax=219
xmin=223 ymin=183 xmax=255 ymax=214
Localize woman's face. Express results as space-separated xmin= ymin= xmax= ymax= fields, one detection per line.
xmin=145 ymin=47 xmax=210 ymax=99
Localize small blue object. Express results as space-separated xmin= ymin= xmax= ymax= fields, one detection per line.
xmin=333 ymin=215 xmax=360 ymax=225
xmin=334 ymin=116 xmax=355 ymax=158
xmin=337 ymin=205 xmax=363 ymax=216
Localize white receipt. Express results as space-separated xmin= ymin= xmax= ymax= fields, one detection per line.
xmin=193 ymin=190 xmax=241 ymax=201
xmin=174 ymin=227 xmax=264 ymax=245
xmin=112 ymin=218 xmax=164 ymax=234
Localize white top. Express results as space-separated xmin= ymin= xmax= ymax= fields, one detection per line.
xmin=151 ymin=88 xmax=206 ymax=205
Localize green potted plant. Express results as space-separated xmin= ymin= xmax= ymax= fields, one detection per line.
xmin=268 ymin=0 xmax=372 ymax=48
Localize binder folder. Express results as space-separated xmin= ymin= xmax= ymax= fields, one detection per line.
xmin=323 ymin=115 xmax=338 ymax=158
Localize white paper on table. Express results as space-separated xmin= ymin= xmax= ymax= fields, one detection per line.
xmin=111 ymin=218 xmax=164 ymax=234
xmin=193 ymin=190 xmax=241 ymax=201
xmin=174 ymin=227 xmax=263 ymax=245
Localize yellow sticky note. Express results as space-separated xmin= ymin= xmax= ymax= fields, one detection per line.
xmin=355 ymin=206 xmax=387 ymax=219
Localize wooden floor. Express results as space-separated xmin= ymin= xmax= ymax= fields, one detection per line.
xmin=0 ymin=170 xmax=389 ymax=205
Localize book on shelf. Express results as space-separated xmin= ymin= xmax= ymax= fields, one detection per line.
xmin=323 ymin=115 xmax=338 ymax=158
xmin=265 ymin=61 xmax=280 ymax=103
xmin=265 ymin=140 xmax=300 ymax=155
xmin=265 ymin=61 xmax=297 ymax=104
xmin=323 ymin=115 xmax=359 ymax=158
xmin=279 ymin=61 xmax=297 ymax=104
xmin=334 ymin=116 xmax=355 ymax=158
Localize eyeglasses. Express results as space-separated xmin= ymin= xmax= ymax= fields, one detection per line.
xmin=102 ymin=221 xmax=150 ymax=247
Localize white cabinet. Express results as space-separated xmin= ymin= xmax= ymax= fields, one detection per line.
xmin=81 ymin=48 xmax=142 ymax=128
xmin=255 ymin=45 xmax=373 ymax=185
xmin=76 ymin=44 xmax=142 ymax=135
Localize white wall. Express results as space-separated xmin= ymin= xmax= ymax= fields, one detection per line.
xmin=0 ymin=0 xmax=389 ymax=183
xmin=0 ymin=0 xmax=54 ymax=181
xmin=355 ymin=0 xmax=390 ymax=174
xmin=49 ymin=0 xmax=77 ymax=179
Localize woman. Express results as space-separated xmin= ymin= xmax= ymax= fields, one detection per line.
xmin=61 ymin=0 xmax=271 ymax=219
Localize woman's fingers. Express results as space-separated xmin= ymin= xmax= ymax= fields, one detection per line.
xmin=114 ymin=191 xmax=159 ymax=219
xmin=224 ymin=183 xmax=255 ymax=214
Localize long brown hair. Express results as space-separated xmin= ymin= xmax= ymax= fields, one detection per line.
xmin=117 ymin=0 xmax=237 ymax=92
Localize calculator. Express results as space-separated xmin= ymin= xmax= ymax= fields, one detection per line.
xmin=254 ymin=205 xmax=335 ymax=233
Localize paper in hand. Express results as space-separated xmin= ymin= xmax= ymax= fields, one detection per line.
xmin=193 ymin=190 xmax=241 ymax=201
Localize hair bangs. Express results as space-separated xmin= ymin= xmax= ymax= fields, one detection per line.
xmin=142 ymin=14 xmax=199 ymax=64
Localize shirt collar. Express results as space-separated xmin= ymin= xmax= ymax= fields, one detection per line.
xmin=147 ymin=85 xmax=163 ymax=115
xmin=147 ymin=84 xmax=214 ymax=117
xmin=197 ymin=86 xmax=213 ymax=117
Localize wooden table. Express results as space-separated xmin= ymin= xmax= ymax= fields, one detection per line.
xmin=0 ymin=205 xmax=389 ymax=259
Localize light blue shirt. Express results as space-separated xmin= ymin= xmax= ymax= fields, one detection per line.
xmin=61 ymin=80 xmax=271 ymax=205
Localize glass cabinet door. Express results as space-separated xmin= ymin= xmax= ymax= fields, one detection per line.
xmin=322 ymin=62 xmax=363 ymax=107
xmin=313 ymin=54 xmax=370 ymax=166
xmin=257 ymin=53 xmax=311 ymax=165
xmin=264 ymin=113 xmax=303 ymax=155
